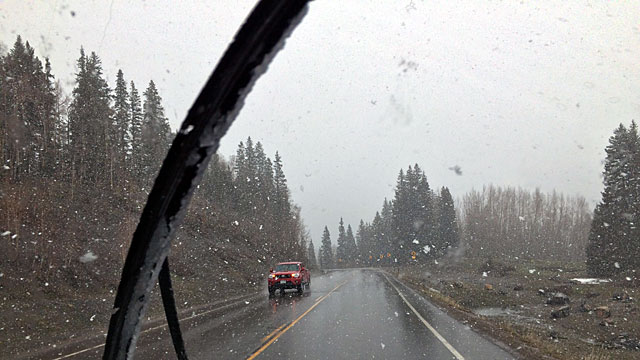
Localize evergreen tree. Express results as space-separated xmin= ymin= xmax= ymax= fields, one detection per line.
xmin=388 ymin=164 xmax=435 ymax=263
xmin=129 ymin=80 xmax=142 ymax=177
xmin=233 ymin=141 xmax=247 ymax=211
xmin=141 ymin=80 xmax=170 ymax=181
xmin=345 ymin=224 xmax=358 ymax=265
xmin=201 ymin=153 xmax=235 ymax=207
xmin=587 ymin=123 xmax=640 ymax=275
xmin=273 ymin=151 xmax=290 ymax=217
xmin=371 ymin=211 xmax=386 ymax=265
xmin=380 ymin=199 xmax=394 ymax=261
xmin=356 ymin=220 xmax=371 ymax=265
xmin=234 ymin=137 xmax=263 ymax=218
xmin=413 ymin=165 xmax=433 ymax=259
xmin=307 ymin=239 xmax=318 ymax=268
xmin=68 ymin=49 xmax=113 ymax=185
xmin=438 ymin=187 xmax=459 ymax=254
xmin=335 ymin=217 xmax=347 ymax=266
xmin=319 ymin=226 xmax=333 ymax=268
xmin=254 ymin=141 xmax=274 ymax=216
xmin=112 ymin=69 xmax=129 ymax=180
xmin=392 ymin=166 xmax=419 ymax=262
xmin=0 ymin=36 xmax=57 ymax=179
xmin=391 ymin=169 xmax=408 ymax=260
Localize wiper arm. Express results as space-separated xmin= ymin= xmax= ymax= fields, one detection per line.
xmin=103 ymin=1 xmax=311 ymax=359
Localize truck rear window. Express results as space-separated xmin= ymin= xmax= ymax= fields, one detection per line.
xmin=276 ymin=264 xmax=300 ymax=272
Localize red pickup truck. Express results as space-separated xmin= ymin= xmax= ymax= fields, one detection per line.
xmin=268 ymin=261 xmax=311 ymax=295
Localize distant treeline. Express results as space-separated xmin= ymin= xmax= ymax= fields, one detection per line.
xmin=319 ymin=164 xmax=460 ymax=267
xmin=0 ymin=36 xmax=310 ymax=290
xmin=319 ymin=168 xmax=596 ymax=268
xmin=460 ymin=185 xmax=592 ymax=262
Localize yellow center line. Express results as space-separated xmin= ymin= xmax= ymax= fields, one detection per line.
xmin=260 ymin=323 xmax=287 ymax=343
xmin=247 ymin=280 xmax=348 ymax=360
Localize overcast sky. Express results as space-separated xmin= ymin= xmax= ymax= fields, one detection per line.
xmin=2 ymin=1 xmax=639 ymax=244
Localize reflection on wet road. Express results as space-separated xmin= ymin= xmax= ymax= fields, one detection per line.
xmin=52 ymin=269 xmax=514 ymax=359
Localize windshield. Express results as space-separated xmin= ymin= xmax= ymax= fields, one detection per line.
xmin=1 ymin=1 xmax=639 ymax=360
xmin=275 ymin=264 xmax=300 ymax=272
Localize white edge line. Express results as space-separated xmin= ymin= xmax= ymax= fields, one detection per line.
xmin=51 ymin=294 xmax=261 ymax=360
xmin=51 ymin=343 xmax=104 ymax=360
xmin=383 ymin=273 xmax=465 ymax=360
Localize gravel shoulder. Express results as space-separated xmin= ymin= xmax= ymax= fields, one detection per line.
xmin=394 ymin=259 xmax=639 ymax=360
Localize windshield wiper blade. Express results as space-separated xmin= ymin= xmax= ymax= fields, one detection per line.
xmin=103 ymin=1 xmax=311 ymax=359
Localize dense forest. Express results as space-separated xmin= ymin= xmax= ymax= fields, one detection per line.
xmin=0 ymin=36 xmax=310 ymax=293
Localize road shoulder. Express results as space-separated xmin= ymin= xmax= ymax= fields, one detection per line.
xmin=382 ymin=270 xmax=517 ymax=360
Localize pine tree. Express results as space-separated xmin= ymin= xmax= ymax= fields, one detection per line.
xmin=241 ymin=137 xmax=258 ymax=216
xmin=335 ymin=218 xmax=347 ymax=266
xmin=387 ymin=164 xmax=436 ymax=263
xmin=68 ymin=49 xmax=113 ymax=185
xmin=413 ymin=165 xmax=433 ymax=259
xmin=40 ymin=57 xmax=57 ymax=176
xmin=380 ymin=199 xmax=394 ymax=261
xmin=631 ymin=122 xmax=640 ymax=271
xmin=111 ymin=69 xmax=129 ymax=184
xmin=345 ymin=224 xmax=358 ymax=265
xmin=254 ymin=141 xmax=274 ymax=216
xmin=233 ymin=141 xmax=247 ymax=211
xmin=319 ymin=226 xmax=333 ymax=268
xmin=273 ymin=151 xmax=290 ymax=217
xmin=371 ymin=211 xmax=386 ymax=265
xmin=392 ymin=166 xmax=420 ymax=263
xmin=129 ymin=81 xmax=142 ymax=177
xmin=307 ymin=239 xmax=318 ymax=268
xmin=201 ymin=153 xmax=235 ymax=207
xmin=587 ymin=123 xmax=640 ymax=275
xmin=356 ymin=220 xmax=370 ymax=264
xmin=391 ymin=169 xmax=408 ymax=260
xmin=0 ymin=36 xmax=57 ymax=179
xmin=141 ymin=80 xmax=170 ymax=181
xmin=438 ymin=187 xmax=459 ymax=254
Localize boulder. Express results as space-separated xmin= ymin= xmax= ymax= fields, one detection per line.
xmin=513 ymin=284 xmax=523 ymax=291
xmin=612 ymin=293 xmax=633 ymax=303
xmin=594 ymin=306 xmax=611 ymax=318
xmin=484 ymin=283 xmax=493 ymax=291
xmin=600 ymin=318 xmax=615 ymax=327
xmin=579 ymin=301 xmax=592 ymax=313
xmin=613 ymin=333 xmax=640 ymax=351
xmin=546 ymin=292 xmax=570 ymax=305
xmin=551 ymin=306 xmax=571 ymax=319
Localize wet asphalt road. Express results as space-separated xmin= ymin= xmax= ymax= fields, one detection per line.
xmin=51 ymin=269 xmax=514 ymax=359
